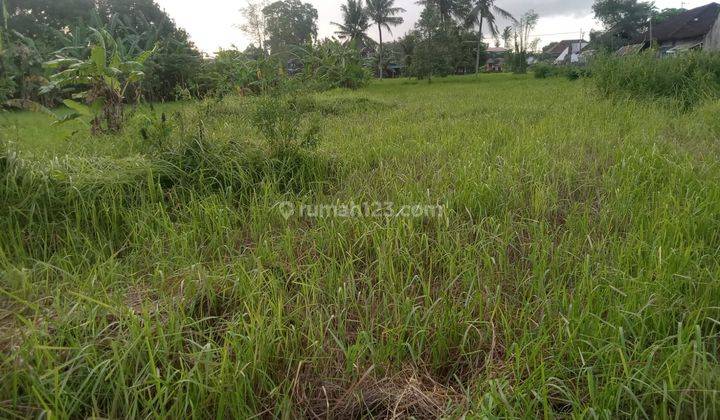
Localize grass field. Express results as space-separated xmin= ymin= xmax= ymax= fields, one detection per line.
xmin=2 ymin=73 xmax=720 ymax=418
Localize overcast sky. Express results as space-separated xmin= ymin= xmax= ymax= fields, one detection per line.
xmin=155 ymin=0 xmax=709 ymax=54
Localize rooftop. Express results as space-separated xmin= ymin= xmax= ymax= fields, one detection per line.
xmin=547 ymin=40 xmax=587 ymax=55
xmin=486 ymin=47 xmax=509 ymax=53
xmin=640 ymin=2 xmax=720 ymax=42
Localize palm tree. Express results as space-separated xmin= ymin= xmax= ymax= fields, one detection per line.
xmin=333 ymin=0 xmax=372 ymax=48
xmin=415 ymin=0 xmax=464 ymax=24
xmin=465 ymin=0 xmax=515 ymax=74
xmin=501 ymin=25 xmax=512 ymax=48
xmin=366 ymin=0 xmax=405 ymax=79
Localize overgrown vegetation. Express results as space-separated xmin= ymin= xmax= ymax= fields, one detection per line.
xmin=3 ymin=74 xmax=720 ymax=418
xmin=533 ymin=63 xmax=591 ymax=81
xmin=0 ymin=0 xmax=203 ymax=104
xmin=42 ymin=28 xmax=156 ymax=134
xmin=591 ymin=51 xmax=720 ymax=108
xmin=5 ymin=0 xmax=720 ymax=417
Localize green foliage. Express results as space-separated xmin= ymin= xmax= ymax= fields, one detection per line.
xmin=1 ymin=0 xmax=203 ymax=103
xmin=299 ymin=40 xmax=371 ymax=90
xmin=533 ymin=63 xmax=559 ymax=78
xmin=195 ymin=49 xmax=305 ymax=98
xmin=509 ymin=10 xmax=538 ymax=74
xmin=465 ymin=0 xmax=516 ymax=73
xmin=332 ymin=0 xmax=372 ymax=48
xmin=4 ymin=75 xmax=720 ymax=417
xmin=508 ymin=51 xmax=528 ymax=74
xmin=410 ymin=36 xmax=454 ymax=79
xmin=138 ymin=108 xmax=172 ymax=148
xmin=652 ymin=7 xmax=686 ymax=24
xmin=263 ymin=0 xmax=318 ymax=57
xmin=591 ymin=0 xmax=656 ymax=50
xmin=251 ymin=94 xmax=321 ymax=156
xmin=366 ymin=0 xmax=405 ymax=78
xmin=196 ymin=49 xmax=265 ymax=97
xmin=591 ymin=51 xmax=720 ymax=108
xmin=405 ymin=4 xmax=481 ymax=80
xmin=416 ymin=0 xmax=467 ymax=23
xmin=564 ymin=66 xmax=591 ymax=80
xmin=42 ymin=27 xmax=156 ymax=133
xmin=140 ymin=30 xmax=203 ymax=102
xmin=0 ymin=29 xmax=47 ymax=105
xmin=193 ymin=41 xmax=371 ymax=99
xmin=533 ymin=63 xmax=591 ymax=81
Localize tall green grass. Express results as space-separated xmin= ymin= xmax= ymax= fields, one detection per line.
xmin=591 ymin=51 xmax=720 ymax=108
xmin=2 ymin=74 xmax=720 ymax=418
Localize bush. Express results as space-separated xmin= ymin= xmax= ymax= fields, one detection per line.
xmin=193 ymin=42 xmax=371 ymax=99
xmin=591 ymin=51 xmax=720 ymax=108
xmin=564 ymin=67 xmax=591 ymax=81
xmin=509 ymin=51 xmax=529 ymax=74
xmin=251 ymin=95 xmax=320 ymax=156
xmin=299 ymin=41 xmax=371 ymax=90
xmin=533 ymin=63 xmax=590 ymax=81
xmin=193 ymin=51 xmax=285 ymax=98
xmin=532 ymin=63 xmax=556 ymax=79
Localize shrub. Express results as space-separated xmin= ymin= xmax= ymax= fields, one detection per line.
xmin=509 ymin=51 xmax=529 ymax=74
xmin=533 ymin=63 xmax=590 ymax=81
xmin=591 ymin=51 xmax=720 ymax=108
xmin=532 ymin=63 xmax=555 ymax=79
xmin=299 ymin=41 xmax=371 ymax=90
xmin=251 ymin=95 xmax=320 ymax=156
xmin=564 ymin=67 xmax=591 ymax=81
xmin=194 ymin=50 xmax=288 ymax=98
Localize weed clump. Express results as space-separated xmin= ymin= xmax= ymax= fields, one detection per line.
xmin=250 ymin=95 xmax=337 ymax=192
xmin=533 ymin=63 xmax=590 ymax=81
xmin=251 ymin=95 xmax=320 ymax=155
xmin=591 ymin=51 xmax=720 ymax=108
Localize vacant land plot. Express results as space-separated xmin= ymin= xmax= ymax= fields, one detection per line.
xmin=2 ymin=74 xmax=720 ymax=418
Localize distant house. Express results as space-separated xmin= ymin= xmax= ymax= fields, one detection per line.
xmin=385 ymin=63 xmax=405 ymax=78
xmin=549 ymin=40 xmax=589 ymax=64
xmin=485 ymin=47 xmax=509 ymax=72
xmin=619 ymin=2 xmax=720 ymax=56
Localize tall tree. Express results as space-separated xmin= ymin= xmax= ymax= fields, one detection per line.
xmin=366 ymin=0 xmax=405 ymax=79
xmin=4 ymin=0 xmax=96 ymax=52
xmin=332 ymin=0 xmax=372 ymax=48
xmin=2 ymin=0 xmax=202 ymax=102
xmin=500 ymin=25 xmax=512 ymax=48
xmin=415 ymin=0 xmax=466 ymax=24
xmin=652 ymin=7 xmax=686 ymax=24
xmin=239 ymin=0 xmax=268 ymax=54
xmin=592 ymin=0 xmax=655 ymax=49
xmin=510 ymin=9 xmax=538 ymax=74
xmin=263 ymin=0 xmax=318 ymax=56
xmin=465 ymin=0 xmax=515 ymax=74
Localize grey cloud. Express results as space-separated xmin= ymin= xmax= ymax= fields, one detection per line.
xmin=498 ymin=0 xmax=595 ymax=17
xmin=385 ymin=0 xmax=595 ymax=19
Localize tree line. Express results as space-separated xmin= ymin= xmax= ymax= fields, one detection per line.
xmin=0 ymin=0 xmax=697 ymax=110
xmin=1 ymin=0 xmax=540 ymax=108
xmin=241 ymin=0 xmax=543 ymax=79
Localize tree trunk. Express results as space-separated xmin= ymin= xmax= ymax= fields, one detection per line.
xmin=91 ymin=116 xmax=102 ymax=136
xmin=378 ymin=24 xmax=383 ymax=80
xmin=106 ymin=101 xmax=123 ymax=133
xmin=103 ymin=93 xmax=124 ymax=134
xmin=475 ymin=17 xmax=484 ymax=74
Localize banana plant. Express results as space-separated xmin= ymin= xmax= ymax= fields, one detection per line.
xmin=41 ymin=28 xmax=156 ymax=135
